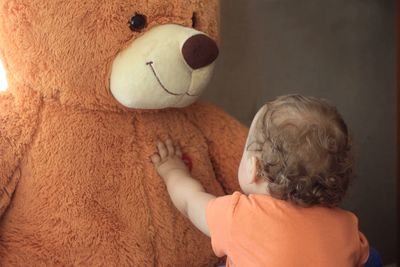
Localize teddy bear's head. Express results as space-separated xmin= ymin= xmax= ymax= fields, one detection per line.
xmin=0 ymin=0 xmax=219 ymax=110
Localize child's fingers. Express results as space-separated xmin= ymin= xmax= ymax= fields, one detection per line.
xmin=165 ymin=139 xmax=175 ymax=155
xmin=165 ymin=139 xmax=175 ymax=156
xmin=157 ymin=141 xmax=168 ymax=159
xmin=175 ymin=145 xmax=183 ymax=157
xmin=151 ymin=154 xmax=161 ymax=165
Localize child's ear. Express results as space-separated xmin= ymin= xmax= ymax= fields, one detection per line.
xmin=250 ymin=156 xmax=259 ymax=184
xmin=250 ymin=156 xmax=270 ymax=195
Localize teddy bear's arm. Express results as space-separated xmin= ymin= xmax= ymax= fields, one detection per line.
xmin=0 ymin=90 xmax=41 ymax=216
xmin=184 ymin=102 xmax=248 ymax=194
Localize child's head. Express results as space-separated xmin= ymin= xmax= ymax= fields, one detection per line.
xmin=238 ymin=94 xmax=353 ymax=207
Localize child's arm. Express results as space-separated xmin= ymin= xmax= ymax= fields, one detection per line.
xmin=151 ymin=139 xmax=215 ymax=237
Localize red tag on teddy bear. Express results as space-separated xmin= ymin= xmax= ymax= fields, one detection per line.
xmin=181 ymin=154 xmax=193 ymax=172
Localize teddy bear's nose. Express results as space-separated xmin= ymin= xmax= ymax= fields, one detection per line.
xmin=182 ymin=34 xmax=219 ymax=70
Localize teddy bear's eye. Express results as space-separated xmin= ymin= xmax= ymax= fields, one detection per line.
xmin=129 ymin=13 xmax=147 ymax=32
xmin=191 ymin=12 xmax=198 ymax=29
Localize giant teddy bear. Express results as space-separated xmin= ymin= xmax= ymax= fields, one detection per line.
xmin=0 ymin=0 xmax=247 ymax=266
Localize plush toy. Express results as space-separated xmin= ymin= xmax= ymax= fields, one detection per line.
xmin=0 ymin=0 xmax=247 ymax=266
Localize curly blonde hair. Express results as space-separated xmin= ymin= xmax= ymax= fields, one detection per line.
xmin=249 ymin=95 xmax=353 ymax=207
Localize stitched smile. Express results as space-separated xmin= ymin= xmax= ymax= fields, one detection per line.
xmin=146 ymin=61 xmax=198 ymax=97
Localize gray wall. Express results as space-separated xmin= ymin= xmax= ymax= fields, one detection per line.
xmin=203 ymin=0 xmax=397 ymax=264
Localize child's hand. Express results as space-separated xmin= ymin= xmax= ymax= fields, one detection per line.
xmin=151 ymin=139 xmax=190 ymax=181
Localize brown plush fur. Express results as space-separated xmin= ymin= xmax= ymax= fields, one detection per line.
xmin=0 ymin=0 xmax=247 ymax=266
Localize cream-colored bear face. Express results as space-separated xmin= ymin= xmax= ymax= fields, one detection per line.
xmin=110 ymin=24 xmax=218 ymax=109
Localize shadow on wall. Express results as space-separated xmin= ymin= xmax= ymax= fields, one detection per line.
xmin=203 ymin=0 xmax=397 ymax=264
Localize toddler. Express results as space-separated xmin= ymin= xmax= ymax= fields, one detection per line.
xmin=151 ymin=95 xmax=369 ymax=267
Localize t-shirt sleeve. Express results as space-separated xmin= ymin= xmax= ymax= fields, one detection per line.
xmin=206 ymin=192 xmax=241 ymax=257
xmin=358 ymin=231 xmax=369 ymax=266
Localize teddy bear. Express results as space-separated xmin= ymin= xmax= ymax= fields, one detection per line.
xmin=0 ymin=0 xmax=247 ymax=266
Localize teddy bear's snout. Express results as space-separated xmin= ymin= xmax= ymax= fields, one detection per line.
xmin=182 ymin=34 xmax=219 ymax=70
xmin=110 ymin=25 xmax=219 ymax=109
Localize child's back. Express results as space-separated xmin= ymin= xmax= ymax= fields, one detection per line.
xmin=208 ymin=193 xmax=368 ymax=267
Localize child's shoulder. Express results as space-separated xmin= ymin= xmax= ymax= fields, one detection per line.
xmin=238 ymin=193 xmax=359 ymax=223
xmin=213 ymin=192 xmax=359 ymax=225
xmin=216 ymin=192 xmax=284 ymax=216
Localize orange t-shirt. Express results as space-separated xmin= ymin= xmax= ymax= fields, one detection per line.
xmin=206 ymin=192 xmax=369 ymax=267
